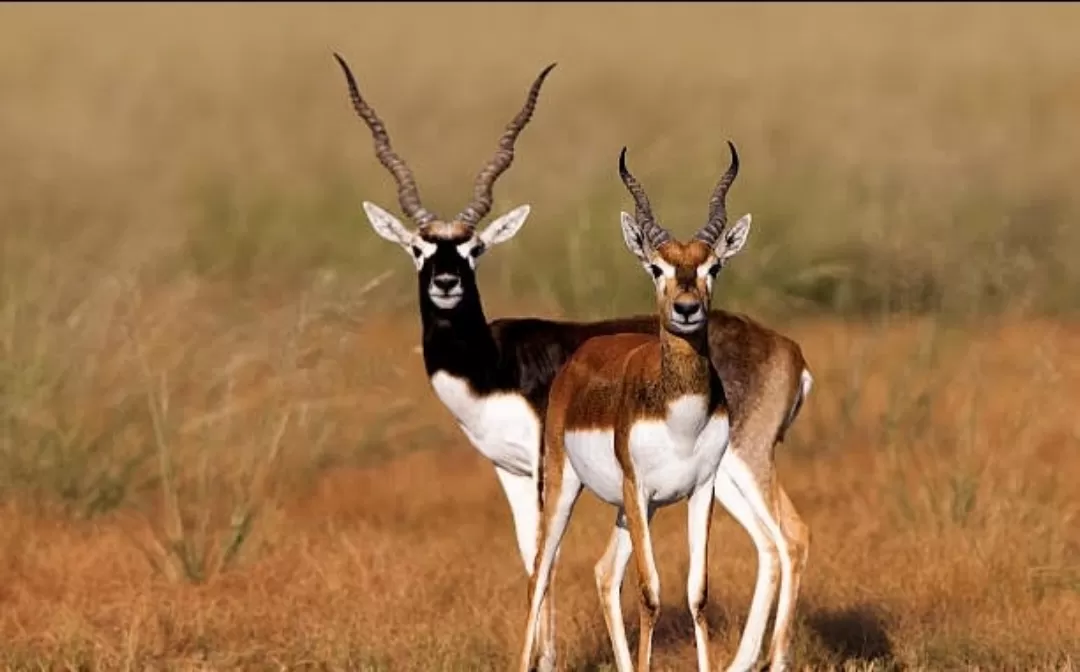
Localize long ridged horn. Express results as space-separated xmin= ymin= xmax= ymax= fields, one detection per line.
xmin=695 ymin=140 xmax=740 ymax=247
xmin=333 ymin=52 xmax=435 ymax=225
xmin=619 ymin=147 xmax=671 ymax=249
xmin=456 ymin=63 xmax=557 ymax=227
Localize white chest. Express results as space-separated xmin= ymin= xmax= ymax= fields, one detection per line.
xmin=563 ymin=394 xmax=729 ymax=507
xmin=429 ymin=372 xmax=541 ymax=476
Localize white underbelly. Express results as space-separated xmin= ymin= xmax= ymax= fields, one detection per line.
xmin=430 ymin=372 xmax=540 ymax=476
xmin=563 ymin=413 xmax=730 ymax=508
xmin=563 ymin=430 xmax=624 ymax=505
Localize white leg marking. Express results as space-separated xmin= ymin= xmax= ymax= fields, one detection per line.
xmin=596 ymin=512 xmax=636 ymax=672
xmin=495 ymin=467 xmax=540 ymax=571
xmin=686 ymin=477 xmax=716 ymax=672
xmin=518 ymin=461 xmax=582 ymax=672
xmin=631 ymin=485 xmax=661 ymax=671
xmin=495 ymin=467 xmax=555 ymax=671
xmin=723 ymin=453 xmax=796 ymax=670
xmin=715 ymin=464 xmax=780 ymax=672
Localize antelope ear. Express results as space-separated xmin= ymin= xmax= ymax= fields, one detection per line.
xmin=363 ymin=201 xmax=413 ymax=247
xmin=620 ymin=211 xmax=650 ymax=264
xmin=478 ymin=205 xmax=531 ymax=248
xmin=716 ymin=213 xmax=752 ymax=262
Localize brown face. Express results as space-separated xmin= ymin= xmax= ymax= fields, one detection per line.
xmin=643 ymin=239 xmax=721 ymax=335
xmin=619 ymin=210 xmax=753 ymax=336
xmin=615 ymin=143 xmax=752 ymax=336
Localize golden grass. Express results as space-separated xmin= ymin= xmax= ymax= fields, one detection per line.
xmin=1 ymin=317 xmax=1079 ymax=669
xmin=1 ymin=2 xmax=1080 ymax=669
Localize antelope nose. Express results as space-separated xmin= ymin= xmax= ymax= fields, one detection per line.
xmin=433 ymin=274 xmax=460 ymax=292
xmin=673 ymin=298 xmax=701 ymax=319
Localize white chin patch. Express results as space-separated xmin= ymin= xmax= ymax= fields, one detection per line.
xmin=669 ymin=318 xmax=705 ymax=334
xmin=430 ymin=294 xmax=462 ymax=310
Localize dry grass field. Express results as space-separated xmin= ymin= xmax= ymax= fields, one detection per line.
xmin=1 ymin=3 xmax=1079 ymax=670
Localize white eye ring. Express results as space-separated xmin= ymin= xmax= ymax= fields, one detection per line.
xmin=408 ymin=239 xmax=436 ymax=267
xmin=456 ymin=239 xmax=486 ymax=267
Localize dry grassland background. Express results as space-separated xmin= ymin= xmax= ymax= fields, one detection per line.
xmin=0 ymin=2 xmax=1078 ymax=670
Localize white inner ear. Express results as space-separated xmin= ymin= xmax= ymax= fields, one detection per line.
xmin=478 ymin=204 xmax=531 ymax=248
xmin=363 ymin=201 xmax=414 ymax=246
xmin=717 ymin=213 xmax=752 ymax=261
xmin=620 ymin=211 xmax=650 ymax=263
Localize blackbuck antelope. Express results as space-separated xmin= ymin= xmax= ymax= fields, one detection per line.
xmin=518 ymin=146 xmax=749 ymax=672
xmin=333 ymin=53 xmax=812 ymax=672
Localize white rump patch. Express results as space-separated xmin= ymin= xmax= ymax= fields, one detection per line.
xmin=800 ymin=368 xmax=814 ymax=399
xmin=778 ymin=368 xmax=813 ymax=441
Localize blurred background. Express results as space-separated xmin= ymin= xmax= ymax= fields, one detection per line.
xmin=0 ymin=3 xmax=1077 ymax=669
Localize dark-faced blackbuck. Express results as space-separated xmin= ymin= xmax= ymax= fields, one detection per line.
xmin=333 ymin=53 xmax=813 ymax=672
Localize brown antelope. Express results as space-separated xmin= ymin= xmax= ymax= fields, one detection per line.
xmin=333 ymin=52 xmax=811 ymax=672
xmin=519 ymin=145 xmax=753 ymax=672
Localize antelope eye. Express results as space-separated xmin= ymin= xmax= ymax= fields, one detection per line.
xmin=411 ymin=246 xmax=423 ymax=259
xmin=707 ymin=263 xmax=721 ymax=278
xmin=649 ymin=264 xmax=664 ymax=279
xmin=470 ymin=243 xmax=485 ymax=258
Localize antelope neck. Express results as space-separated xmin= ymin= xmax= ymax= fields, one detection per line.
xmin=658 ymin=327 xmax=712 ymax=395
xmin=418 ymin=283 xmax=501 ymax=394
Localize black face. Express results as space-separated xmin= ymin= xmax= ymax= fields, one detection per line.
xmin=413 ymin=233 xmax=485 ymax=311
xmin=364 ymin=202 xmax=529 ymax=318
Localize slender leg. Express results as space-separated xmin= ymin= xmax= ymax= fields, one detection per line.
xmin=760 ymin=369 xmax=813 ymax=670
xmin=623 ymin=479 xmax=660 ymax=671
xmin=767 ymin=485 xmax=809 ymax=671
xmin=594 ymin=511 xmax=635 ymax=672
xmin=518 ymin=459 xmax=582 ymax=672
xmin=687 ymin=478 xmax=717 ymax=672
xmin=723 ymin=454 xmax=808 ymax=672
xmin=714 ymin=463 xmax=780 ymax=672
xmin=597 ymin=455 xmax=786 ymax=672
xmin=495 ymin=467 xmax=556 ymax=671
xmin=538 ymin=562 xmax=557 ymax=672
